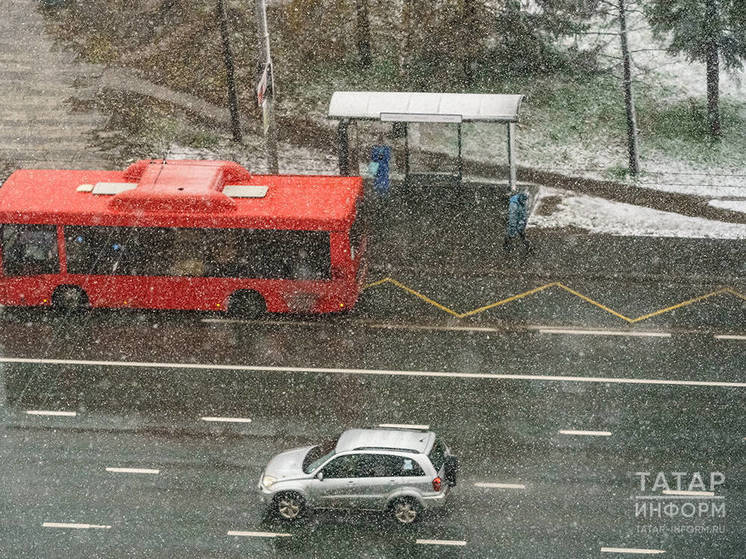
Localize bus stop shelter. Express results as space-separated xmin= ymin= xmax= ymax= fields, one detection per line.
xmin=328 ymin=91 xmax=525 ymax=190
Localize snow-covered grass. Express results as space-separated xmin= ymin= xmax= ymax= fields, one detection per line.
xmin=166 ymin=142 xmax=338 ymax=175
xmin=530 ymin=186 xmax=746 ymax=239
xmin=409 ymin=13 xmax=746 ymax=203
xmin=709 ymin=200 xmax=746 ymax=214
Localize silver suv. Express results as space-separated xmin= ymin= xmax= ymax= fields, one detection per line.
xmin=258 ymin=428 xmax=458 ymax=524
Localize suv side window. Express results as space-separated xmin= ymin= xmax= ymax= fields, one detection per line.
xmin=359 ymin=454 xmax=426 ymax=477
xmin=323 ymin=454 xmax=362 ymax=479
xmin=399 ymin=457 xmax=425 ymax=477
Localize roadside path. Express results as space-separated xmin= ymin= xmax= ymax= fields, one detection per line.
xmin=0 ymin=0 xmax=110 ymax=169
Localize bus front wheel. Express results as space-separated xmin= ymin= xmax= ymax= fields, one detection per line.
xmin=52 ymin=286 xmax=89 ymax=312
xmin=228 ymin=291 xmax=266 ymax=319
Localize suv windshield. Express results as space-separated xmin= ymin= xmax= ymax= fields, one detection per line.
xmin=302 ymin=438 xmax=337 ymax=473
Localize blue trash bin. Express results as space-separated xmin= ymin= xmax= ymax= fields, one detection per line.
xmin=370 ymin=145 xmax=391 ymax=195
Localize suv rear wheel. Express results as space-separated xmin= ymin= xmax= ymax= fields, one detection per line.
xmin=274 ymin=492 xmax=305 ymax=521
xmin=390 ymin=497 xmax=420 ymax=524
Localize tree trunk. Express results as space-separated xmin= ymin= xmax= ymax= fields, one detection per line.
xmin=355 ymin=0 xmax=372 ymax=68
xmin=461 ymin=0 xmax=475 ymax=85
xmin=617 ymin=0 xmax=640 ymax=176
xmin=705 ymin=0 xmax=721 ymax=138
xmin=398 ymin=0 xmax=412 ymax=81
xmin=217 ymin=0 xmax=242 ymax=143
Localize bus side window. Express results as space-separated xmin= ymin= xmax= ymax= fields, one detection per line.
xmin=1 ymin=224 xmax=59 ymax=276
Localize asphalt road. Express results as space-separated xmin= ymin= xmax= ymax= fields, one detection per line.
xmin=1 ymin=304 xmax=743 ymax=558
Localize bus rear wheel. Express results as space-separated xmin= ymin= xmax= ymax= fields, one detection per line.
xmin=52 ymin=285 xmax=89 ymax=313
xmin=228 ymin=291 xmax=266 ymax=319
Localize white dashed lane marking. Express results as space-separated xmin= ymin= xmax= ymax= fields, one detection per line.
xmin=714 ymin=334 xmax=746 ymax=340
xmin=106 ymin=467 xmax=160 ymax=475
xmin=26 ymin=410 xmax=77 ymax=417
xmin=559 ymin=429 xmax=612 ymax=437
xmin=416 ymin=539 xmax=467 ymax=547
xmin=600 ymin=547 xmax=665 ymax=555
xmin=539 ymin=328 xmax=671 ymax=338
xmin=42 ymin=522 xmax=111 ymax=530
xmin=227 ymin=531 xmax=291 ymax=538
xmin=474 ymin=482 xmax=526 ymax=489
xmin=201 ymin=416 xmax=252 ymax=423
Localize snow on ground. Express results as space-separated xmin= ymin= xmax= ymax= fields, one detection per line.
xmin=530 ymin=186 xmax=746 ymax=239
xmin=410 ymin=13 xmax=746 ymax=203
xmin=633 ymin=180 xmax=746 ymax=199
xmin=166 ymin=142 xmax=338 ymax=175
xmin=709 ymin=199 xmax=746 ymax=214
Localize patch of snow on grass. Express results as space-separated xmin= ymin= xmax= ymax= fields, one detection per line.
xmin=635 ymin=180 xmax=746 ymax=199
xmin=709 ymin=199 xmax=746 ymax=214
xmin=529 ymin=186 xmax=746 ymax=239
xmin=166 ymin=141 xmax=337 ymax=175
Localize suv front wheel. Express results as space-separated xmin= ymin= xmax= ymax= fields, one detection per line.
xmin=390 ymin=497 xmax=420 ymax=524
xmin=273 ymin=492 xmax=305 ymax=521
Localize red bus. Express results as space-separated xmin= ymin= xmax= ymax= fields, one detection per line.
xmin=0 ymin=159 xmax=367 ymax=315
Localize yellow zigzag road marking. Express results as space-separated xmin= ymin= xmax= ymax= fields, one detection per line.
xmin=362 ymin=278 xmax=745 ymax=323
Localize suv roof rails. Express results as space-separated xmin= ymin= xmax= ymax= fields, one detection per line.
xmin=353 ymin=446 xmax=420 ymax=454
xmin=376 ymin=424 xmax=430 ymax=431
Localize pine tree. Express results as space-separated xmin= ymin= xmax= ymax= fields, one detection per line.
xmin=647 ymin=0 xmax=746 ymax=138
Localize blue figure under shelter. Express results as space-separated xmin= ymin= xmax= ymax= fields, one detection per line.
xmin=369 ymin=145 xmax=391 ymax=195
xmin=504 ymin=191 xmax=530 ymax=253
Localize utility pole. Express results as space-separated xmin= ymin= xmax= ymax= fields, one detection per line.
xmin=254 ymin=0 xmax=279 ymax=173
xmin=355 ymin=0 xmax=371 ymax=68
xmin=617 ymin=0 xmax=640 ymax=176
xmin=217 ymin=0 xmax=242 ymax=143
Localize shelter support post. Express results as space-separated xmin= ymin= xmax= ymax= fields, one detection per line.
xmin=404 ymin=122 xmax=410 ymax=179
xmin=457 ymin=123 xmax=463 ymax=182
xmin=507 ymin=122 xmax=517 ymax=191
xmin=337 ymin=119 xmax=350 ymax=176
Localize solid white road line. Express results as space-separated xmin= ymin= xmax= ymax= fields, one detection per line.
xmin=559 ymin=429 xmax=612 ymax=437
xmin=714 ymin=334 xmax=746 ymax=340
xmin=379 ymin=423 xmax=429 ymax=430
xmin=42 ymin=522 xmax=111 ymax=530
xmin=474 ymin=482 xmax=526 ymax=489
xmin=201 ymin=416 xmax=252 ymax=424
xmin=227 ymin=530 xmax=291 ymax=538
xmin=662 ymin=489 xmax=715 ymax=497
xmin=539 ymin=328 xmax=671 ymax=338
xmin=634 ymin=495 xmax=724 ymax=500
xmin=26 ymin=410 xmax=77 ymax=417
xmin=203 ymin=318 xmax=320 ymax=327
xmin=368 ymin=323 xmax=501 ymax=333
xmin=106 ymin=467 xmax=160 ymax=475
xmin=601 ymin=547 xmax=665 ymax=555
xmin=416 ymin=539 xmax=467 ymax=546
xmin=2 ymin=357 xmax=745 ymax=389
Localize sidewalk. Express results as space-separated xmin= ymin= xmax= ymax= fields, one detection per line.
xmin=0 ymin=0 xmax=109 ymax=169
xmin=365 ymin=178 xmax=746 ymax=284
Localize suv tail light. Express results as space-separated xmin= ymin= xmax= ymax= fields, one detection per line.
xmin=432 ymin=476 xmax=442 ymax=492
